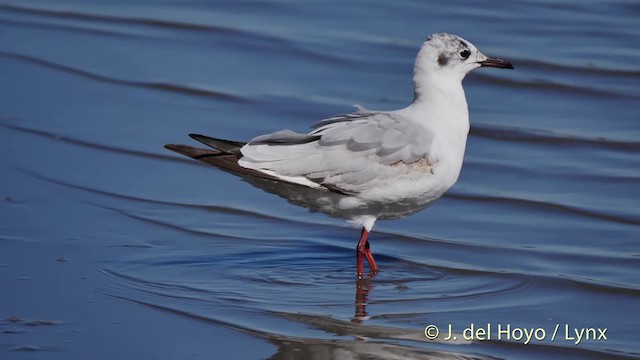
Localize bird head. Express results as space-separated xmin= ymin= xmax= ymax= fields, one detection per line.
xmin=415 ymin=33 xmax=513 ymax=83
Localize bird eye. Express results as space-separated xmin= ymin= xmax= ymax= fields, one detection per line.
xmin=459 ymin=49 xmax=470 ymax=59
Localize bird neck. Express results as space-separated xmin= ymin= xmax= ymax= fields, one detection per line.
xmin=411 ymin=69 xmax=469 ymax=132
xmin=412 ymin=67 xmax=465 ymax=103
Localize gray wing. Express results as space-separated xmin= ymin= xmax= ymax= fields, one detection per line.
xmin=238 ymin=111 xmax=435 ymax=194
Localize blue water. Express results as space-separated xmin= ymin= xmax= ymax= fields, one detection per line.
xmin=1 ymin=1 xmax=639 ymax=359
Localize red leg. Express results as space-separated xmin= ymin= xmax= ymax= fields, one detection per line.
xmin=356 ymin=229 xmax=366 ymax=276
xmin=356 ymin=228 xmax=378 ymax=277
xmin=364 ymin=241 xmax=378 ymax=272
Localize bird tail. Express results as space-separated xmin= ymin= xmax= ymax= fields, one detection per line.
xmin=164 ymin=143 xmax=283 ymax=182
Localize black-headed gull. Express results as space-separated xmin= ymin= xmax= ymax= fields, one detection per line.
xmin=166 ymin=33 xmax=513 ymax=277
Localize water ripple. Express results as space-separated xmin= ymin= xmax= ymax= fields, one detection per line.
xmin=512 ymin=57 xmax=640 ymax=78
xmin=1 ymin=122 xmax=188 ymax=163
xmin=0 ymin=3 xmax=350 ymax=66
xmin=0 ymin=51 xmax=249 ymax=103
xmin=0 ymin=3 xmax=281 ymax=38
xmin=474 ymin=73 xmax=635 ymax=99
xmin=447 ymin=191 xmax=640 ymax=226
xmin=471 ymin=123 xmax=640 ymax=151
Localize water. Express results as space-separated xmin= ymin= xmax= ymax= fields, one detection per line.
xmin=1 ymin=1 xmax=639 ymax=359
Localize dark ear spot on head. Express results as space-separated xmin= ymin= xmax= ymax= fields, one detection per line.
xmin=438 ymin=53 xmax=448 ymax=66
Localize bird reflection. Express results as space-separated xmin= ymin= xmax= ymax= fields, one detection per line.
xmin=352 ymin=272 xmax=377 ymax=324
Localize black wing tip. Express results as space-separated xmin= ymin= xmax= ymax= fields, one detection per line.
xmin=188 ymin=133 xmax=218 ymax=148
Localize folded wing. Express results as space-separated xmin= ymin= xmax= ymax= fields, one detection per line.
xmin=239 ymin=111 xmax=435 ymax=194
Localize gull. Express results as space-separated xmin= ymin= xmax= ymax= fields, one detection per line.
xmin=165 ymin=33 xmax=513 ymax=277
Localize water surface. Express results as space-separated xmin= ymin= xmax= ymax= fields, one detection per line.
xmin=1 ymin=1 xmax=639 ymax=359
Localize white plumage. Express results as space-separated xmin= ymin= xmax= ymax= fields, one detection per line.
xmin=167 ymin=33 xmax=513 ymax=275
